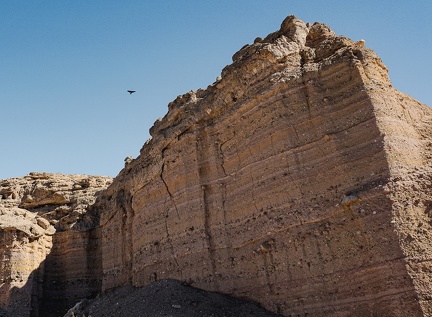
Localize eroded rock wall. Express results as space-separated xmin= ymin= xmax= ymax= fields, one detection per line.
xmin=0 ymin=208 xmax=52 ymax=316
xmin=97 ymin=17 xmax=430 ymax=316
xmin=1 ymin=16 xmax=430 ymax=317
xmin=38 ymin=228 xmax=102 ymax=316
xmin=0 ymin=173 xmax=111 ymax=316
xmin=371 ymin=85 xmax=432 ymax=314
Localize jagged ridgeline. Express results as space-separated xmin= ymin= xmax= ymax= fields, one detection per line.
xmin=1 ymin=16 xmax=432 ymax=317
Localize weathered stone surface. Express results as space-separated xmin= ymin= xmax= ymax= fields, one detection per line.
xmin=96 ymin=16 xmax=432 ymax=316
xmin=0 ymin=172 xmax=112 ymax=231
xmin=1 ymin=15 xmax=431 ymax=317
xmin=38 ymin=228 xmax=103 ymax=317
xmin=0 ymin=207 xmax=52 ymax=317
xmin=0 ymin=173 xmax=111 ymax=316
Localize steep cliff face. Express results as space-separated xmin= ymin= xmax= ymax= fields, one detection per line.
xmin=0 ymin=207 xmax=53 ymax=317
xmin=0 ymin=173 xmax=111 ymax=316
xmin=96 ymin=16 xmax=432 ymax=316
xmin=2 ymin=15 xmax=431 ymax=317
xmin=371 ymin=83 xmax=432 ymax=316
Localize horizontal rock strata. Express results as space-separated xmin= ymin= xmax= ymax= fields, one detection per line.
xmin=96 ymin=16 xmax=432 ymax=316
xmin=0 ymin=207 xmax=52 ymax=317
xmin=0 ymin=173 xmax=111 ymax=316
xmin=1 ymin=16 xmax=431 ymax=317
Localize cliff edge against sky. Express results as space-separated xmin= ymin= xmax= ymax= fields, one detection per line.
xmin=1 ymin=16 xmax=432 ymax=317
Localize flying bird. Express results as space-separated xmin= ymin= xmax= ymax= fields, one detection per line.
xmin=127 ymin=90 xmax=136 ymax=94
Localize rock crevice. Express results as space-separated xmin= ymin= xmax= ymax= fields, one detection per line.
xmin=1 ymin=16 xmax=432 ymax=317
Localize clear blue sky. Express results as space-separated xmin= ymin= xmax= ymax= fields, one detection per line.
xmin=1 ymin=1 xmax=431 ymax=180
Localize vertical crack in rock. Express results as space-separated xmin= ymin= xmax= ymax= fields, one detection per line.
xmin=300 ymin=66 xmax=320 ymax=140
xmin=117 ymin=189 xmax=134 ymax=285
xmin=302 ymin=79 xmax=313 ymax=120
xmin=202 ymin=184 xmax=218 ymax=287
xmin=120 ymin=203 xmax=128 ymax=280
xmin=127 ymin=201 xmax=134 ymax=285
xmin=217 ymin=141 xmax=229 ymax=234
xmin=163 ymin=208 xmax=181 ymax=276
xmin=160 ymin=161 xmax=180 ymax=219
xmin=159 ymin=162 xmax=181 ymax=274
xmin=196 ymin=131 xmax=219 ymax=289
xmin=218 ymin=140 xmax=228 ymax=179
xmin=247 ymin=148 xmax=261 ymax=214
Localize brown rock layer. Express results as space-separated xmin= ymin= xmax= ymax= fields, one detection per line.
xmin=38 ymin=228 xmax=102 ymax=316
xmin=0 ymin=173 xmax=111 ymax=316
xmin=1 ymin=16 xmax=431 ymax=317
xmin=0 ymin=208 xmax=52 ymax=316
xmin=96 ymin=16 xmax=432 ymax=316
xmin=371 ymin=81 xmax=432 ymax=316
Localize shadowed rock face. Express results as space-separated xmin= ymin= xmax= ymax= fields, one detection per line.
xmin=1 ymin=16 xmax=432 ymax=317
xmin=0 ymin=173 xmax=112 ymax=316
xmin=95 ymin=16 xmax=432 ymax=316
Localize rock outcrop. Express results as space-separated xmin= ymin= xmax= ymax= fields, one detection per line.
xmin=0 ymin=172 xmax=112 ymax=316
xmin=96 ymin=16 xmax=432 ymax=316
xmin=1 ymin=15 xmax=432 ymax=317
xmin=0 ymin=207 xmax=53 ymax=317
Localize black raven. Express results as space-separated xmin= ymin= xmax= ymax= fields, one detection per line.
xmin=127 ymin=90 xmax=136 ymax=94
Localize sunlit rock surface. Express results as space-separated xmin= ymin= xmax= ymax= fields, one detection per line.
xmin=0 ymin=173 xmax=111 ymax=316
xmin=1 ymin=15 xmax=432 ymax=317
xmin=97 ymin=16 xmax=432 ymax=316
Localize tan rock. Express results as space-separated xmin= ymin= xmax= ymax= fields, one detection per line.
xmin=97 ymin=16 xmax=431 ymax=317
xmin=0 ymin=173 xmax=112 ymax=231
xmin=36 ymin=217 xmax=50 ymax=230
xmin=1 ymin=15 xmax=431 ymax=317
xmin=0 ymin=207 xmax=53 ymax=316
xmin=0 ymin=173 xmax=112 ymax=316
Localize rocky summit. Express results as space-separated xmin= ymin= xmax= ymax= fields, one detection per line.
xmin=1 ymin=15 xmax=432 ymax=317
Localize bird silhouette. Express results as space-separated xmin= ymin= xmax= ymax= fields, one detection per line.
xmin=127 ymin=90 xmax=136 ymax=94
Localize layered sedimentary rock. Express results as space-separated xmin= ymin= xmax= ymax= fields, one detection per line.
xmin=0 ymin=172 xmax=111 ymax=316
xmin=97 ymin=16 xmax=432 ymax=316
xmin=0 ymin=207 xmax=53 ymax=317
xmin=0 ymin=172 xmax=112 ymax=231
xmin=1 ymin=15 xmax=431 ymax=317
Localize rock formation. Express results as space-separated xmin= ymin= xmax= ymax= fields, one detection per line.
xmin=0 ymin=172 xmax=112 ymax=316
xmin=97 ymin=16 xmax=432 ymax=316
xmin=1 ymin=15 xmax=432 ymax=317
